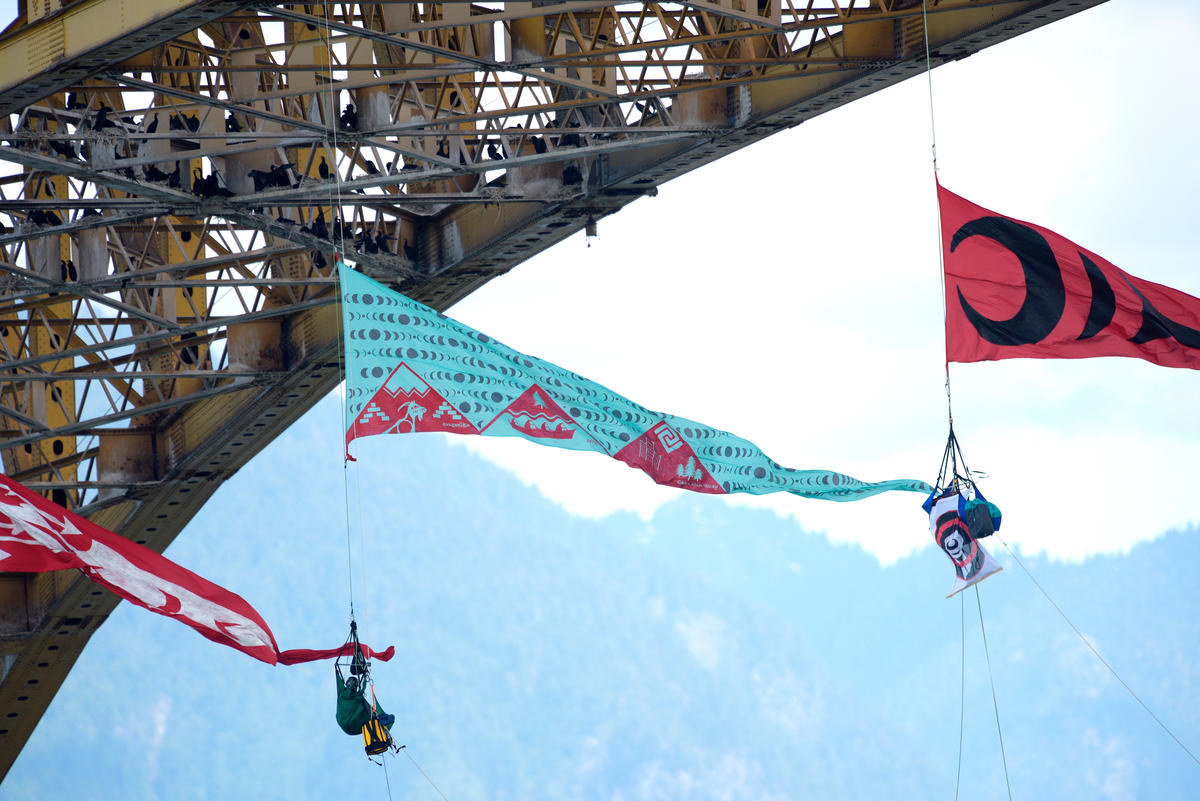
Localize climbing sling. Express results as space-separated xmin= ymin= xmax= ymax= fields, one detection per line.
xmin=334 ymin=620 xmax=396 ymax=753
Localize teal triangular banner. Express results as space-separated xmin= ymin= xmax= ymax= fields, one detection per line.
xmin=340 ymin=262 xmax=931 ymax=501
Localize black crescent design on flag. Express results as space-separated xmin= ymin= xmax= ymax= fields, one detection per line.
xmin=1078 ymin=252 xmax=1116 ymax=340
xmin=951 ymin=216 xmax=1066 ymax=346
xmin=1124 ymin=277 xmax=1200 ymax=349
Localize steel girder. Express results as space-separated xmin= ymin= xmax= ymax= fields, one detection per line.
xmin=0 ymin=0 xmax=1107 ymax=777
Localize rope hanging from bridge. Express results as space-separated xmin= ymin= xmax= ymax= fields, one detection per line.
xmin=920 ymin=5 xmax=1009 ymax=796
xmin=321 ymin=3 xmax=402 ymax=780
xmin=320 ymin=14 xmax=461 ymax=801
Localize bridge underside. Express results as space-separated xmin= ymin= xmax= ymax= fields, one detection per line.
xmin=0 ymin=0 xmax=1105 ymax=776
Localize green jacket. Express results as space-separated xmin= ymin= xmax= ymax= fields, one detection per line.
xmin=335 ymin=672 xmax=389 ymax=735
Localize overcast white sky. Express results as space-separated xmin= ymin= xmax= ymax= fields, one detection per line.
xmin=416 ymin=0 xmax=1200 ymax=564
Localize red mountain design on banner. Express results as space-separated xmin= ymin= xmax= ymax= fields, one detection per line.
xmin=482 ymin=384 xmax=588 ymax=443
xmin=614 ymin=421 xmax=725 ymax=494
xmin=348 ymin=363 xmax=479 ymax=441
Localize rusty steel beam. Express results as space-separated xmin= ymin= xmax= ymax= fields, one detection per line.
xmin=0 ymin=0 xmax=1109 ymax=778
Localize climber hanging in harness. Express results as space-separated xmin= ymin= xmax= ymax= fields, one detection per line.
xmin=335 ymin=620 xmax=398 ymax=756
xmin=923 ymin=424 xmax=1004 ymax=597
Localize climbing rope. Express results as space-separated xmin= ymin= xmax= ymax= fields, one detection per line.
xmin=381 ymin=756 xmax=395 ymax=801
xmin=994 ymin=535 xmax=1200 ymax=768
xmin=921 ymin=0 xmax=954 ymax=426
xmin=322 ymin=1 xmax=348 ymax=259
xmin=403 ymin=747 xmax=455 ymax=801
xmin=319 ymin=0 xmax=358 ymax=625
xmin=975 ymin=585 xmax=1014 ymax=801
xmin=954 ymin=591 xmax=965 ymax=801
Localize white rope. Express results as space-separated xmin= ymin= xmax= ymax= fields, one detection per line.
xmin=954 ymin=590 xmax=965 ymax=801
xmin=996 ymin=535 xmax=1200 ymax=768
xmin=321 ymin=0 xmax=356 ymax=621
xmin=920 ymin=0 xmax=954 ymax=422
xmin=381 ymin=747 xmax=395 ymax=801
xmin=322 ymin=1 xmax=347 ymax=259
xmin=921 ymin=0 xmax=940 ymax=175
xmin=975 ymin=585 xmax=1014 ymax=801
xmin=403 ymin=747 xmax=454 ymax=801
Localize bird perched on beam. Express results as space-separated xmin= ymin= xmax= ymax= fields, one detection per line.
xmin=248 ymin=163 xmax=296 ymax=192
xmin=247 ymin=167 xmax=273 ymax=193
xmin=170 ymin=112 xmax=200 ymax=133
xmin=356 ymin=231 xmax=379 ymax=254
xmin=28 ymin=210 xmax=62 ymax=227
xmin=91 ymin=105 xmax=119 ymax=131
xmin=48 ymin=139 xmax=78 ymax=160
xmin=312 ymin=209 xmax=329 ymax=240
xmin=137 ymin=113 xmax=159 ymax=145
xmin=273 ymin=163 xmax=296 ymax=187
xmin=301 ymin=209 xmax=330 ymax=240
xmin=144 ymin=163 xmax=170 ymax=183
xmin=192 ymin=168 xmax=234 ymax=198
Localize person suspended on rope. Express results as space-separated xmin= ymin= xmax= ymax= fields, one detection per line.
xmin=924 ymin=425 xmax=1004 ymax=597
xmin=334 ymin=621 xmax=397 ymax=754
xmin=335 ymin=664 xmax=395 ymax=733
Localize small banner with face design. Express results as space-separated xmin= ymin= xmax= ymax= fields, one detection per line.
xmin=924 ymin=489 xmax=1002 ymax=598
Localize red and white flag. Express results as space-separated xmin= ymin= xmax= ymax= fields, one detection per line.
xmin=0 ymin=474 xmax=391 ymax=666
xmin=939 ymin=183 xmax=1200 ymax=370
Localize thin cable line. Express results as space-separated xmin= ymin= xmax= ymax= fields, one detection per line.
xmin=382 ymin=750 xmax=395 ymax=801
xmin=337 ymin=259 xmax=354 ymax=614
xmin=921 ymin=0 xmax=939 ymax=175
xmin=955 ymin=589 xmax=965 ymax=801
xmin=921 ymin=0 xmax=954 ymax=422
xmin=975 ymin=585 xmax=1013 ymax=801
xmin=322 ymin=1 xmax=346 ymax=258
xmin=337 ymin=263 xmax=355 ymax=615
xmin=353 ymin=457 xmax=370 ymax=643
xmin=404 ymin=747 xmax=454 ymax=801
xmin=995 ymin=535 xmax=1200 ymax=768
xmin=323 ymin=0 xmax=355 ymax=619
xmin=341 ymin=460 xmax=355 ymax=615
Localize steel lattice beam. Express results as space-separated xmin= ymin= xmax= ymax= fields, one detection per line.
xmin=0 ymin=0 xmax=1108 ymax=777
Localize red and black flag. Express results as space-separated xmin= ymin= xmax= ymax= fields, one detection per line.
xmin=938 ymin=183 xmax=1200 ymax=370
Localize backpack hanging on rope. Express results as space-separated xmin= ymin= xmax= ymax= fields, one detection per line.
xmin=334 ymin=619 xmax=399 ymax=756
xmin=923 ymin=425 xmax=1004 ymax=597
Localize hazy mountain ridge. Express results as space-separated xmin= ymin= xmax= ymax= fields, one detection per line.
xmin=4 ymin=404 xmax=1197 ymax=799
